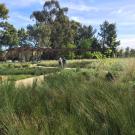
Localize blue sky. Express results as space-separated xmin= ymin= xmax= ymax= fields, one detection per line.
xmin=1 ymin=0 xmax=135 ymax=48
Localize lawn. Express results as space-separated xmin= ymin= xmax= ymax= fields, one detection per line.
xmin=8 ymin=75 xmax=34 ymax=81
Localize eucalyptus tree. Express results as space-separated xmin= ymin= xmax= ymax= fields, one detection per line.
xmin=98 ymin=21 xmax=120 ymax=57
xmin=31 ymin=0 xmax=77 ymax=48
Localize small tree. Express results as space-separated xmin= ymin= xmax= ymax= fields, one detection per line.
xmin=130 ymin=49 xmax=135 ymax=57
xmin=125 ymin=47 xmax=130 ymax=57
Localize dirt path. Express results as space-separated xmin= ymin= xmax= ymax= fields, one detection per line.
xmin=37 ymin=66 xmax=76 ymax=70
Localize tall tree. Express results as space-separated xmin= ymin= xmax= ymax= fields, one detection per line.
xmin=98 ymin=21 xmax=120 ymax=57
xmin=31 ymin=0 xmax=73 ymax=48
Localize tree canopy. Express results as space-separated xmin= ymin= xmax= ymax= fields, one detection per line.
xmin=0 ymin=3 xmax=9 ymax=20
xmin=0 ymin=22 xmax=19 ymax=49
xmin=98 ymin=21 xmax=120 ymax=57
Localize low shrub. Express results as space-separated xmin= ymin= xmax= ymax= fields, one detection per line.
xmin=0 ymin=67 xmax=59 ymax=75
xmin=82 ymin=51 xmax=105 ymax=59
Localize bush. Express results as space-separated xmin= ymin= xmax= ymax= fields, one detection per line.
xmin=0 ymin=67 xmax=59 ymax=75
xmin=83 ymin=51 xmax=105 ymax=59
xmin=21 ymin=63 xmax=30 ymax=68
xmin=83 ymin=52 xmax=92 ymax=58
xmin=91 ymin=52 xmax=106 ymax=59
xmin=66 ymin=43 xmax=76 ymax=59
xmin=14 ymin=64 xmax=22 ymax=68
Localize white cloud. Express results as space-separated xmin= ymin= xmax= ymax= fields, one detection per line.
xmin=70 ymin=16 xmax=99 ymax=26
xmin=119 ymin=35 xmax=135 ymax=48
xmin=70 ymin=16 xmax=115 ymax=26
xmin=68 ymin=4 xmax=99 ymax=12
xmin=1 ymin=0 xmax=43 ymax=7
xmin=118 ymin=22 xmax=135 ymax=26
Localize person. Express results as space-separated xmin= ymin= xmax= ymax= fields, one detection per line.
xmin=62 ymin=57 xmax=66 ymax=68
xmin=58 ymin=57 xmax=63 ymax=68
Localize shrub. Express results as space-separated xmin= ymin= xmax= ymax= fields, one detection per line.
xmin=82 ymin=51 xmax=105 ymax=59
xmin=21 ymin=63 xmax=30 ymax=68
xmin=66 ymin=43 xmax=76 ymax=59
xmin=83 ymin=52 xmax=92 ymax=58
xmin=91 ymin=52 xmax=105 ymax=59
xmin=0 ymin=67 xmax=59 ymax=75
xmin=14 ymin=64 xmax=22 ymax=68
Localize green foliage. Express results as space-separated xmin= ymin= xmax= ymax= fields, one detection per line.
xmin=108 ymin=62 xmax=125 ymax=78
xmin=18 ymin=28 xmax=29 ymax=47
xmin=0 ymin=22 xmax=19 ymax=48
xmin=31 ymin=0 xmax=71 ymax=48
xmin=77 ymin=25 xmax=96 ymax=44
xmin=82 ymin=52 xmax=91 ymax=58
xmin=66 ymin=43 xmax=76 ymax=59
xmin=80 ymin=38 xmax=93 ymax=49
xmin=0 ymin=67 xmax=59 ymax=75
xmin=82 ymin=51 xmax=105 ymax=59
xmin=27 ymin=24 xmax=40 ymax=46
xmin=8 ymin=75 xmax=33 ymax=81
xmin=91 ymin=52 xmax=106 ymax=59
xmin=110 ymin=62 xmax=124 ymax=72
xmin=0 ymin=3 xmax=9 ymax=19
xmin=99 ymin=21 xmax=120 ymax=57
xmin=104 ymin=49 xmax=113 ymax=57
